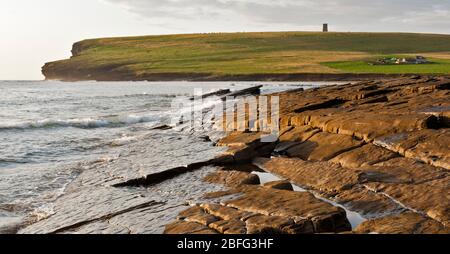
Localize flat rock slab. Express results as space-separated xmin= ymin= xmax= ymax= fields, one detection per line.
xmin=165 ymin=185 xmax=351 ymax=234
xmin=319 ymin=113 xmax=435 ymax=142
xmin=66 ymin=133 xmax=227 ymax=188
xmin=254 ymin=157 xmax=360 ymax=193
xmin=19 ymin=186 xmax=161 ymax=234
xmin=286 ymin=132 xmax=364 ymax=161
xmin=216 ymin=132 xmax=264 ymax=147
xmin=365 ymin=176 xmax=450 ymax=227
xmin=375 ymin=129 xmax=450 ymax=170
xmin=355 ymin=212 xmax=450 ymax=234
xmin=218 ymin=139 xmax=277 ymax=163
xmin=275 ymin=77 xmax=449 ymax=142
xmin=279 ymin=125 xmax=320 ymax=143
xmin=203 ymin=170 xmax=260 ymax=187
xmin=20 ymin=166 xmax=229 ymax=234
xmin=254 ymin=157 xmax=449 ymax=226
xmin=360 ymin=157 xmax=448 ymax=185
xmin=165 ymin=220 xmax=219 ymax=234
xmin=332 ymin=186 xmax=405 ymax=218
xmin=330 ymin=144 xmax=398 ymax=169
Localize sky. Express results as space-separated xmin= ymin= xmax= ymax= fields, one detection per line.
xmin=1 ymin=0 xmax=449 ymax=80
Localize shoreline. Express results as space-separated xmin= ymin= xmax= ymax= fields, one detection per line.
xmin=43 ymin=72 xmax=415 ymax=82
xmin=16 ymin=76 xmax=450 ymax=234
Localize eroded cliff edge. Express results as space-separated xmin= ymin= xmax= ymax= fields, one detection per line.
xmin=41 ymin=34 xmax=421 ymax=82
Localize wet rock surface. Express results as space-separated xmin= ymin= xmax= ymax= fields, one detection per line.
xmin=20 ymin=166 xmax=228 ymax=234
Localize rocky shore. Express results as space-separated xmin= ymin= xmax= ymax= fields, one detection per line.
xmin=164 ymin=75 xmax=450 ymax=234
xmin=19 ymin=76 xmax=449 ymax=234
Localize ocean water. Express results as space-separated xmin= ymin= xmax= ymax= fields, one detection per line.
xmin=0 ymin=80 xmax=335 ymax=232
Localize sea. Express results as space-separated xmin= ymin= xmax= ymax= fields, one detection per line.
xmin=0 ymin=80 xmax=339 ymax=232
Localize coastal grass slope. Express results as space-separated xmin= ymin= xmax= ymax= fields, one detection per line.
xmin=43 ymin=32 xmax=450 ymax=81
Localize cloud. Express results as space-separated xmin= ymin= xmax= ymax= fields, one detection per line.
xmin=102 ymin=0 xmax=450 ymax=33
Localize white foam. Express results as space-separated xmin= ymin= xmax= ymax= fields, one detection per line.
xmin=28 ymin=204 xmax=56 ymax=223
xmin=0 ymin=114 xmax=160 ymax=130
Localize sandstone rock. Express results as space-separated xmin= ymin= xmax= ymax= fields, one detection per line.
xmin=200 ymin=204 xmax=253 ymax=221
xmin=375 ymin=129 xmax=450 ymax=170
xmin=178 ymin=206 xmax=220 ymax=226
xmin=355 ymin=212 xmax=450 ymax=234
xmin=263 ymin=180 xmax=294 ymax=191
xmin=245 ymin=215 xmax=294 ymax=234
xmin=280 ymin=219 xmax=315 ymax=234
xmin=330 ymin=144 xmax=398 ymax=169
xmin=332 ymin=186 xmax=404 ymax=217
xmin=164 ymin=221 xmax=217 ymax=234
xmin=360 ymin=157 xmax=448 ymax=185
xmin=286 ymin=132 xmax=364 ymax=161
xmin=312 ymin=213 xmax=352 ymax=233
xmin=273 ymin=141 xmax=302 ymax=156
xmin=177 ymin=205 xmax=205 ymax=220
xmin=224 ymin=186 xmax=351 ymax=232
xmin=219 ymin=141 xmax=277 ymax=163
xmin=365 ymin=177 xmax=450 ymax=226
xmin=209 ymin=219 xmax=247 ymax=234
xmin=216 ymin=132 xmax=264 ymax=147
xmin=322 ymin=113 xmax=435 ymax=142
xmin=254 ymin=157 xmax=360 ymax=193
xmin=172 ymin=184 xmax=351 ymax=234
xmin=294 ymin=98 xmax=347 ymax=113
xmin=279 ymin=125 xmax=320 ymax=142
xmin=203 ymin=170 xmax=260 ymax=187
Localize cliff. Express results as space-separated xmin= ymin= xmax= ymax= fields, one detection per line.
xmin=42 ymin=32 xmax=450 ymax=81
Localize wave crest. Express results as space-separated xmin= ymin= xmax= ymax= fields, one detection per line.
xmin=0 ymin=114 xmax=160 ymax=131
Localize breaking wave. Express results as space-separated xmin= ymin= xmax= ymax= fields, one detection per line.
xmin=0 ymin=114 xmax=161 ymax=131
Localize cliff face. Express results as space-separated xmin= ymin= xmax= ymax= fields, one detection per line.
xmin=42 ymin=41 xmax=134 ymax=81
xmin=41 ymin=50 xmax=403 ymax=82
xmin=42 ymin=60 xmax=136 ymax=82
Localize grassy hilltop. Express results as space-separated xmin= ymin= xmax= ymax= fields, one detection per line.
xmin=43 ymin=32 xmax=450 ymax=81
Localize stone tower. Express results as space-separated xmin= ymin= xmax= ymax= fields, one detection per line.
xmin=323 ymin=23 xmax=328 ymax=32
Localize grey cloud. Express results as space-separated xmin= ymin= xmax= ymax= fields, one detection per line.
xmin=103 ymin=0 xmax=450 ymax=33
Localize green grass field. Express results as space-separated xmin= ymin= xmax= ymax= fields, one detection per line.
xmin=323 ymin=57 xmax=450 ymax=74
xmin=47 ymin=32 xmax=450 ymax=76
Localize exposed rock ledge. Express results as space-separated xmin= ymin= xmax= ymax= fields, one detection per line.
xmin=164 ymin=75 xmax=449 ymax=234
xmin=19 ymin=76 xmax=449 ymax=234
